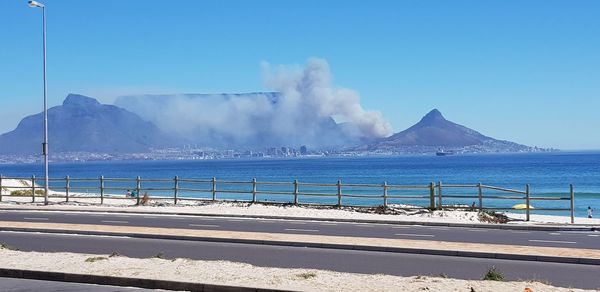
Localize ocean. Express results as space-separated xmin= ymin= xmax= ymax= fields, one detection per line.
xmin=1 ymin=152 xmax=599 ymax=218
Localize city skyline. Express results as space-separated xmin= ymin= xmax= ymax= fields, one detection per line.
xmin=1 ymin=0 xmax=600 ymax=149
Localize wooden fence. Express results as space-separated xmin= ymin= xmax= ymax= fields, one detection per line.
xmin=0 ymin=175 xmax=576 ymax=223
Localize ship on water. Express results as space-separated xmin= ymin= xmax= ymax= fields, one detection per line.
xmin=436 ymin=149 xmax=455 ymax=156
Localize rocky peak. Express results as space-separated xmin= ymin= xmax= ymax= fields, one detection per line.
xmin=62 ymin=94 xmax=101 ymax=107
xmin=416 ymin=109 xmax=447 ymax=126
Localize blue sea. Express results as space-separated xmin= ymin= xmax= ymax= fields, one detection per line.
xmin=1 ymin=152 xmax=599 ymax=218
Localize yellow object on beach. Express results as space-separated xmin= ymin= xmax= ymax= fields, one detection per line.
xmin=512 ymin=204 xmax=534 ymax=210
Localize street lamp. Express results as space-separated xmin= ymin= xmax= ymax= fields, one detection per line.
xmin=28 ymin=0 xmax=49 ymax=205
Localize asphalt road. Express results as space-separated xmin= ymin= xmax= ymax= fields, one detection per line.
xmin=0 ymin=210 xmax=598 ymax=249
xmin=0 ymin=277 xmax=153 ymax=291
xmin=0 ymin=231 xmax=598 ymax=289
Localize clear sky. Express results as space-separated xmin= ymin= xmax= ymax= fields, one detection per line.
xmin=1 ymin=0 xmax=599 ymax=150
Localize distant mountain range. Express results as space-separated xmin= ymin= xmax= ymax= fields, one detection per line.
xmin=0 ymin=93 xmax=544 ymax=155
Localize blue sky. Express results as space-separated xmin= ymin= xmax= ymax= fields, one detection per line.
xmin=1 ymin=0 xmax=599 ymax=149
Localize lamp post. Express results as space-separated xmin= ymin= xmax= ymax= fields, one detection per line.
xmin=28 ymin=0 xmax=49 ymax=205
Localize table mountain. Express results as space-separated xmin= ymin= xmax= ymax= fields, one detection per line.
xmin=0 ymin=94 xmax=167 ymax=154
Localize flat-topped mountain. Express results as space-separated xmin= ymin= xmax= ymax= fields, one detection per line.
xmin=360 ymin=109 xmax=534 ymax=153
xmin=0 ymin=94 xmax=166 ymax=154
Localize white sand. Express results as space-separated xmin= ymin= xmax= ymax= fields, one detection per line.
xmin=1 ymin=179 xmax=599 ymax=226
xmin=0 ymin=248 xmax=590 ymax=292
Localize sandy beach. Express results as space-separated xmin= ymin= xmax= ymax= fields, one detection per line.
xmin=1 ymin=178 xmax=598 ymax=225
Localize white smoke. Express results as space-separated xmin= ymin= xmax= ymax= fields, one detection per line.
xmin=115 ymin=58 xmax=392 ymax=148
xmin=262 ymin=58 xmax=392 ymax=139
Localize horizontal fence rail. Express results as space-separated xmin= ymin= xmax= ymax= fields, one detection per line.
xmin=0 ymin=175 xmax=577 ymax=223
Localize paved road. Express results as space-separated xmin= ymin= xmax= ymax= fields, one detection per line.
xmin=0 ymin=231 xmax=599 ymax=289
xmin=0 ymin=277 xmax=153 ymax=291
xmin=0 ymin=210 xmax=598 ymax=249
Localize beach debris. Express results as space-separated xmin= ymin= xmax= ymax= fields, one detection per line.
xmin=478 ymin=211 xmax=509 ymax=224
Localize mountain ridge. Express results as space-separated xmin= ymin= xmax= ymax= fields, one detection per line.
xmin=0 ymin=94 xmax=168 ymax=154
xmin=0 ymin=94 xmax=543 ymax=156
xmin=358 ymin=109 xmax=534 ymax=153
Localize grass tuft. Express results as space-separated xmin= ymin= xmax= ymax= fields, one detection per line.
xmin=296 ymin=272 xmax=317 ymax=280
xmin=85 ymin=256 xmax=108 ymax=263
xmin=482 ymin=266 xmax=504 ymax=281
xmin=10 ymin=190 xmax=45 ymax=197
xmin=0 ymin=242 xmax=19 ymax=251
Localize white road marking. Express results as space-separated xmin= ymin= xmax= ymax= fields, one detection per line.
xmin=101 ymin=220 xmax=129 ymax=224
xmin=320 ymin=223 xmax=338 ymax=226
xmin=549 ymin=233 xmax=561 ymax=235
xmin=285 ymin=228 xmax=319 ymax=232
xmin=227 ymin=219 xmax=245 ymax=222
xmin=170 ymin=217 xmax=187 ymax=220
xmin=395 ymin=233 xmax=435 ymax=237
xmin=588 ymin=235 xmax=600 ymax=237
xmin=510 ymin=231 xmax=531 ymax=234
xmin=289 ymin=222 xmax=307 ymax=225
xmin=528 ymin=239 xmax=577 ymax=244
xmin=23 ymin=217 xmax=49 ymax=221
xmin=189 ymin=224 xmax=220 ymax=228
xmin=468 ymin=229 xmax=488 ymax=232
xmin=392 ymin=226 xmax=413 ymax=229
xmin=90 ymin=215 xmax=104 ymax=217
xmin=259 ymin=220 xmax=276 ymax=223
xmin=428 ymin=227 xmax=450 ymax=231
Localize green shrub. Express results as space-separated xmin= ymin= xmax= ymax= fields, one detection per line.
xmin=483 ymin=267 xmax=505 ymax=281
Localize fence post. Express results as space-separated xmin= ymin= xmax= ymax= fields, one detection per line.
xmin=293 ymin=179 xmax=299 ymax=205
xmin=525 ymin=184 xmax=530 ymax=222
xmin=570 ymin=184 xmax=575 ymax=224
xmin=136 ymin=176 xmax=141 ymax=205
xmin=429 ymin=182 xmax=435 ymax=210
xmin=337 ymin=179 xmax=342 ymax=208
xmin=173 ymin=176 xmax=179 ymax=205
xmin=437 ymin=181 xmax=443 ymax=210
xmin=382 ymin=181 xmax=388 ymax=208
xmin=31 ymin=175 xmax=36 ymax=203
xmin=0 ymin=174 xmax=3 ymax=202
xmin=211 ymin=177 xmax=217 ymax=201
xmin=100 ymin=176 xmax=105 ymax=205
xmin=65 ymin=175 xmax=70 ymax=202
xmin=477 ymin=182 xmax=483 ymax=212
xmin=251 ymin=178 xmax=257 ymax=203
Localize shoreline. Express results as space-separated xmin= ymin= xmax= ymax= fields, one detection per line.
xmin=1 ymin=198 xmax=598 ymax=226
xmin=1 ymin=178 xmax=598 ymax=226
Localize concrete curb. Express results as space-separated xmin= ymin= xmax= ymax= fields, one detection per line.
xmin=0 ymin=206 xmax=596 ymax=231
xmin=1 ymin=225 xmax=598 ymax=266
xmin=0 ymin=268 xmax=292 ymax=292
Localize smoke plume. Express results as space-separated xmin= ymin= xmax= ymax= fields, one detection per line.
xmin=114 ymin=58 xmax=392 ymax=149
